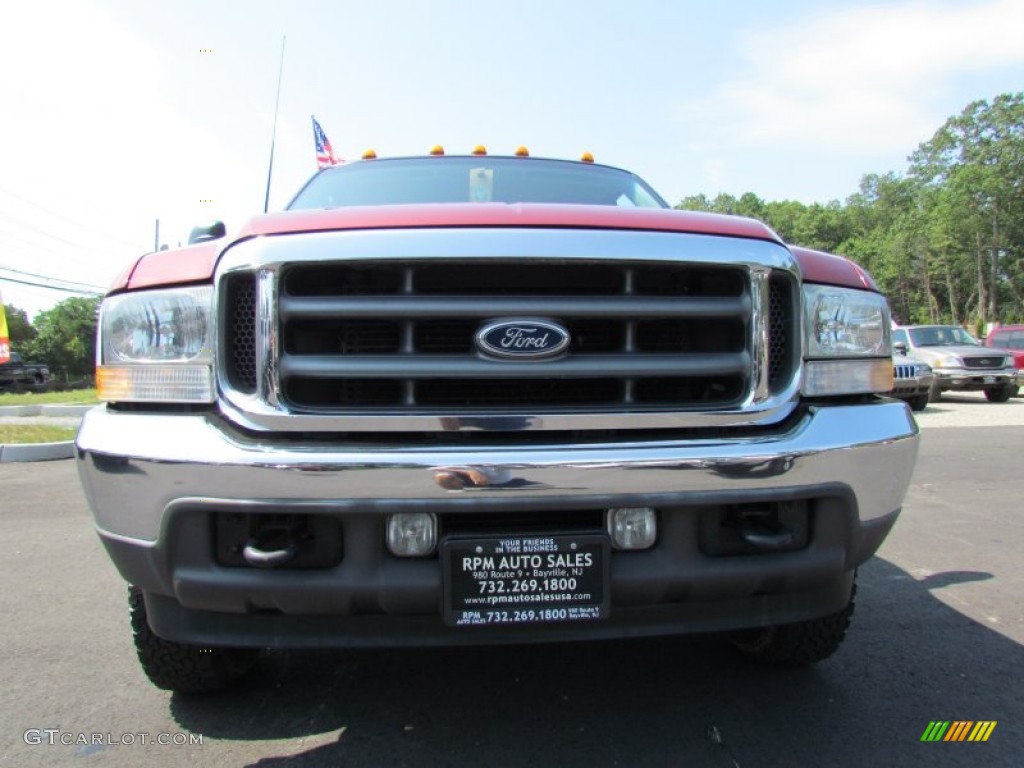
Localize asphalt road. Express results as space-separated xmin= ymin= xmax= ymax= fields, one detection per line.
xmin=2 ymin=395 xmax=1022 ymax=767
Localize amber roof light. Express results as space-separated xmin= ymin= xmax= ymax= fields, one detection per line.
xmin=471 ymin=144 xmax=488 ymax=156
xmin=580 ymin=151 xmax=594 ymax=163
xmin=429 ymin=145 xmax=445 ymax=155
xmin=514 ymin=146 xmax=530 ymax=157
xmin=361 ymin=149 xmax=377 ymax=160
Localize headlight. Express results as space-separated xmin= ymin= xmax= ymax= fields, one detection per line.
xmin=931 ymin=354 xmax=961 ymax=369
xmin=96 ymin=286 xmax=215 ymax=403
xmin=802 ymin=285 xmax=892 ymax=396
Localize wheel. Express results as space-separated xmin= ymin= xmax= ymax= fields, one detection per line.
xmin=984 ymin=385 xmax=1015 ymax=403
xmin=928 ymin=381 xmax=942 ymax=403
xmin=729 ymin=580 xmax=856 ymax=666
xmin=908 ymin=394 xmax=929 ymax=412
xmin=129 ymin=586 xmax=257 ymax=693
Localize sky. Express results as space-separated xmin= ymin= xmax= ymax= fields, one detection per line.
xmin=1 ymin=0 xmax=1022 ymax=319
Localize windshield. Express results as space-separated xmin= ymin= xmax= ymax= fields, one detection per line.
xmin=908 ymin=326 xmax=980 ymax=347
xmin=287 ymin=156 xmax=669 ymax=210
xmin=990 ymin=331 xmax=1024 ymax=348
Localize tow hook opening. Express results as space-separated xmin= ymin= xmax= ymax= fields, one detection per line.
xmin=215 ymin=512 xmax=343 ymax=569
xmin=698 ymin=501 xmax=810 ymax=556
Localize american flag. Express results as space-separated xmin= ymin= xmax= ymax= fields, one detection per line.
xmin=312 ymin=116 xmax=339 ymax=168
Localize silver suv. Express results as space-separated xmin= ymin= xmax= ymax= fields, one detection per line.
xmin=892 ymin=325 xmax=1017 ymax=402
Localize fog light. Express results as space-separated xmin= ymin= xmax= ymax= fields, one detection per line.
xmin=606 ymin=507 xmax=657 ymax=550
xmin=386 ymin=513 xmax=438 ymax=557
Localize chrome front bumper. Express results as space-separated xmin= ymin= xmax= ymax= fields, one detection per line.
xmin=75 ymin=401 xmax=918 ymax=644
xmin=76 ymin=401 xmax=918 ymax=544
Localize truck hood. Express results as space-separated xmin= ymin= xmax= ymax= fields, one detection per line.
xmin=112 ymin=204 xmax=873 ymax=292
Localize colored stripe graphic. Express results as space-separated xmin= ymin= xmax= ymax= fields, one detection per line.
xmin=945 ymin=721 xmax=972 ymax=741
xmin=921 ymin=721 xmax=996 ymax=742
xmin=968 ymin=722 xmax=997 ymax=742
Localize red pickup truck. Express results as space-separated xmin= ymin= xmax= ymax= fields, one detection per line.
xmin=76 ymin=152 xmax=919 ymax=693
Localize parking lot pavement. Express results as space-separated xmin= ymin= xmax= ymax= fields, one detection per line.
xmin=912 ymin=391 xmax=1024 ymax=428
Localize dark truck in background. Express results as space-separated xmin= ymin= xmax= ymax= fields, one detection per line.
xmin=0 ymin=351 xmax=50 ymax=390
xmin=75 ymin=152 xmax=920 ymax=693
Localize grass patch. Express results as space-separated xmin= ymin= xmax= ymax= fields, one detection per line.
xmin=0 ymin=424 xmax=78 ymax=444
xmin=0 ymin=388 xmax=99 ymax=406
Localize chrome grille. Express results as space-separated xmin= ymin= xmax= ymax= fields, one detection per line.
xmin=893 ymin=364 xmax=916 ymax=380
xmin=224 ymin=260 xmax=797 ymax=414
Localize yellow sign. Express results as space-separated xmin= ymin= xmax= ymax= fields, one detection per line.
xmin=0 ymin=289 xmax=10 ymax=364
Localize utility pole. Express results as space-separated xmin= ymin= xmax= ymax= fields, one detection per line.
xmin=263 ymin=36 xmax=287 ymax=213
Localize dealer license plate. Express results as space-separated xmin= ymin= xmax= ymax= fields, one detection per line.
xmin=442 ymin=534 xmax=609 ymax=627
xmin=984 ymin=376 xmax=996 ymax=384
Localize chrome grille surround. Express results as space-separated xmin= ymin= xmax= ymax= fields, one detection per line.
xmin=215 ymin=227 xmax=802 ymax=432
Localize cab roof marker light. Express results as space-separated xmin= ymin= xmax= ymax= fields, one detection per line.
xmin=580 ymin=151 xmax=594 ymax=163
xmin=429 ymin=145 xmax=445 ymax=156
xmin=472 ymin=144 xmax=487 ymax=156
xmin=515 ymin=146 xmax=530 ymax=157
xmin=361 ymin=149 xmax=377 ymax=160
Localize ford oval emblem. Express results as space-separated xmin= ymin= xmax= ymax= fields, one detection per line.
xmin=475 ymin=319 xmax=571 ymax=360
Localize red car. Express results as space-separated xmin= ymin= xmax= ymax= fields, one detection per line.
xmin=984 ymin=325 xmax=1024 ymax=392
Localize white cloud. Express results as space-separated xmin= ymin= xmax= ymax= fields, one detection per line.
xmin=686 ymin=0 xmax=1024 ymax=154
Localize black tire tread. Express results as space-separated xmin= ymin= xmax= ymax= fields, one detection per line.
xmin=129 ymin=586 xmax=256 ymax=693
xmin=730 ymin=581 xmax=856 ymax=666
xmin=984 ymin=386 xmax=1015 ymax=403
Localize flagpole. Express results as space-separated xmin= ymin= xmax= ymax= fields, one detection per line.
xmin=263 ymin=35 xmax=286 ymax=213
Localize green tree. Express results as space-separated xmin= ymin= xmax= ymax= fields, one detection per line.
xmin=2 ymin=303 xmax=36 ymax=349
xmin=29 ymin=296 xmax=101 ymax=381
xmin=909 ymin=93 xmax=1024 ymax=326
xmin=673 ymin=93 xmax=1024 ymax=328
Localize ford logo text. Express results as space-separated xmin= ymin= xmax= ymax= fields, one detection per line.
xmin=475 ymin=319 xmax=571 ymax=360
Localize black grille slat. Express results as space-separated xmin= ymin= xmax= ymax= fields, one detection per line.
xmin=284 ymin=320 xmax=401 ymax=355
xmin=418 ymin=379 xmax=622 ymax=406
xmin=224 ymin=260 xmax=798 ymax=414
xmin=280 ymin=352 xmax=750 ymax=380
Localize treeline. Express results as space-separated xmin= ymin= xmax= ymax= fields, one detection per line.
xmin=677 ymin=93 xmax=1024 ymax=333
xmin=3 ymin=297 xmax=100 ymax=382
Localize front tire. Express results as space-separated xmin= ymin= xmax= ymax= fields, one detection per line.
xmin=928 ymin=381 xmax=943 ymax=403
xmin=984 ymin=385 xmax=1016 ymax=403
xmin=908 ymin=394 xmax=929 ymax=412
xmin=129 ymin=586 xmax=257 ymax=693
xmin=729 ymin=580 xmax=856 ymax=666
